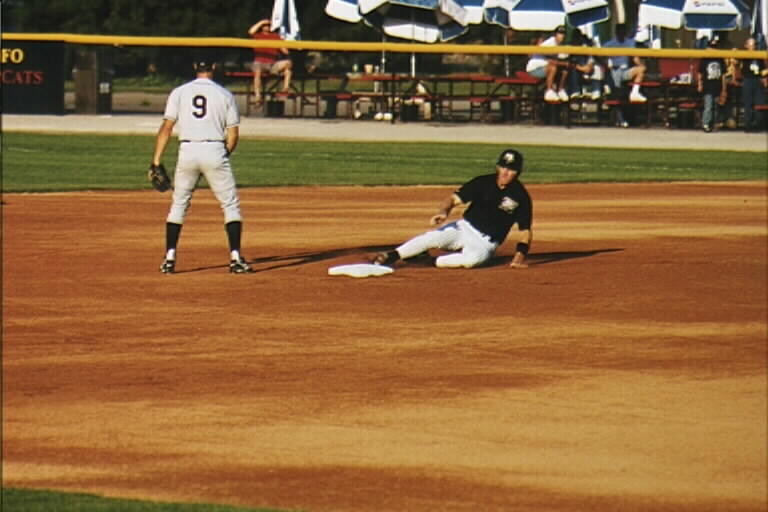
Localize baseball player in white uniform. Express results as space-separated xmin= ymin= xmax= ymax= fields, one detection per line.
xmin=152 ymin=59 xmax=252 ymax=274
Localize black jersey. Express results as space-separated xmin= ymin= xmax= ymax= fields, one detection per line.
xmin=699 ymin=58 xmax=725 ymax=95
xmin=455 ymin=174 xmax=533 ymax=244
xmin=742 ymin=57 xmax=767 ymax=80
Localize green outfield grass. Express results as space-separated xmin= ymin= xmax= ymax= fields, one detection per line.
xmin=1 ymin=133 xmax=765 ymax=511
xmin=1 ymin=488 xmax=296 ymax=512
xmin=2 ymin=132 xmax=765 ymax=192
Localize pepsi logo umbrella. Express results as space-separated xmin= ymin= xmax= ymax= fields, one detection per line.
xmin=639 ymin=0 xmax=750 ymax=31
xmin=484 ymin=0 xmax=610 ymax=31
xmin=682 ymin=0 xmax=750 ymax=30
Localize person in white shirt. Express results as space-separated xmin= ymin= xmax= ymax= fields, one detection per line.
xmin=603 ymin=24 xmax=647 ymax=103
xmin=152 ymin=59 xmax=252 ymax=274
xmin=526 ymin=25 xmax=570 ymax=103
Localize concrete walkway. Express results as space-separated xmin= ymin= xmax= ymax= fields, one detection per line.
xmin=4 ymin=113 xmax=766 ymax=152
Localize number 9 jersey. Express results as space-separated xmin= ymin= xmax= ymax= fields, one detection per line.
xmin=163 ymin=78 xmax=239 ymax=141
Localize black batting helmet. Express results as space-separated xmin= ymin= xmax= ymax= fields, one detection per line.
xmin=496 ymin=149 xmax=524 ymax=173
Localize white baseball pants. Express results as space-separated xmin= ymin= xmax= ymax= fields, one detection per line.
xmin=396 ymin=219 xmax=499 ymax=268
xmin=167 ymin=142 xmax=242 ymax=225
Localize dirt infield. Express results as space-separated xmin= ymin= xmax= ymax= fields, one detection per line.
xmin=2 ymin=182 xmax=767 ymax=512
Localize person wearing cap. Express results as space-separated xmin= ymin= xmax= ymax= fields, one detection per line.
xmin=372 ymin=149 xmax=533 ymax=269
xmin=248 ymin=18 xmax=293 ymax=104
xmin=525 ymin=25 xmax=571 ymax=103
xmin=152 ymin=59 xmax=252 ymax=274
xmin=697 ymin=36 xmax=727 ymax=133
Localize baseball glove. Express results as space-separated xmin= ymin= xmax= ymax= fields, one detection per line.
xmin=148 ymin=163 xmax=171 ymax=192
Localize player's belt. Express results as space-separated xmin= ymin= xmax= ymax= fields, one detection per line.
xmin=179 ymin=139 xmax=225 ymax=143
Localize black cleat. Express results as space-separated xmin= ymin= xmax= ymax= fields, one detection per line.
xmin=160 ymin=259 xmax=176 ymax=274
xmin=371 ymin=250 xmax=400 ymax=266
xmin=229 ymin=258 xmax=253 ymax=274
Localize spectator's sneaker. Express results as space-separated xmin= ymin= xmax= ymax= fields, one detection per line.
xmin=558 ymin=89 xmax=569 ymax=102
xmin=544 ymin=89 xmax=559 ymax=103
xmin=229 ymin=258 xmax=253 ymax=274
xmin=629 ymin=91 xmax=647 ymax=103
xmin=160 ymin=259 xmax=175 ymax=274
xmin=590 ymin=90 xmax=602 ymax=100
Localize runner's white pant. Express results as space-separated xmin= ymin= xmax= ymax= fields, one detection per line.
xmin=396 ymin=219 xmax=499 ymax=268
xmin=167 ymin=142 xmax=242 ymax=225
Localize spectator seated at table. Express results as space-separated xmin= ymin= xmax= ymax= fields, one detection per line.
xmin=525 ymin=25 xmax=570 ymax=103
xmin=567 ymin=29 xmax=605 ymax=100
xmin=248 ymin=19 xmax=293 ymax=104
xmin=603 ymin=23 xmax=647 ymax=103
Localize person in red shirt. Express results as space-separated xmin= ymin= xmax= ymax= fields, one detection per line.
xmin=248 ymin=19 xmax=293 ymax=104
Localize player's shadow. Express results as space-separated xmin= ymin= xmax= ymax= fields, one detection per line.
xmin=494 ymin=248 xmax=624 ymax=267
xmin=174 ymin=247 xmax=623 ymax=273
xmin=175 ymin=245 xmax=393 ymax=274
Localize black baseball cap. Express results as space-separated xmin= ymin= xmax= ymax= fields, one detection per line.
xmin=193 ymin=59 xmax=215 ymax=72
xmin=496 ymin=149 xmax=524 ymax=172
xmin=555 ymin=25 xmax=567 ymax=34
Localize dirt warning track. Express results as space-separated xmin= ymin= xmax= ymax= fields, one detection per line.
xmin=2 ymin=182 xmax=767 ymax=512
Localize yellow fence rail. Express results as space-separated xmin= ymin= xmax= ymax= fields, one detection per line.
xmin=3 ymin=32 xmax=767 ymax=59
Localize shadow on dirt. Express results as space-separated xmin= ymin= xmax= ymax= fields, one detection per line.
xmin=175 ymin=245 xmax=392 ymax=274
xmin=175 ymin=247 xmax=624 ymax=273
xmin=515 ymin=248 xmax=624 ymax=267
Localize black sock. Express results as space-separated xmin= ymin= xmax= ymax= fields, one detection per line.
xmin=225 ymin=221 xmax=242 ymax=254
xmin=166 ymin=222 xmax=182 ymax=256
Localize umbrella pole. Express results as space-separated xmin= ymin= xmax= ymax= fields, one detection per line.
xmin=381 ymin=34 xmax=387 ymax=73
xmin=503 ymin=31 xmax=510 ymax=77
xmin=410 ymin=11 xmax=416 ymax=77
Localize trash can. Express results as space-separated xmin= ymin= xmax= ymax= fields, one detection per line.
xmin=74 ymin=47 xmax=113 ymax=114
xmin=323 ymin=96 xmax=338 ymax=118
xmin=500 ymin=99 xmax=514 ymax=122
xmin=266 ymin=100 xmax=285 ymax=117
xmin=401 ymin=103 xmax=419 ymax=122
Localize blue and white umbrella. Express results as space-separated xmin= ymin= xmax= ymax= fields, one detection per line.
xmin=637 ymin=0 xmax=685 ymax=29
xmin=325 ymin=0 xmax=363 ymax=22
xmin=272 ymin=0 xmax=301 ymax=40
xmin=681 ymin=0 xmax=750 ymax=31
xmin=484 ymin=0 xmax=609 ymax=31
xmin=326 ymin=0 xmax=470 ymax=75
xmin=327 ymin=0 xmax=470 ymax=43
xmin=563 ymin=0 xmax=611 ymax=27
xmin=456 ymin=0 xmax=487 ymax=24
xmin=359 ymin=0 xmax=470 ymax=43
xmin=635 ymin=0 xmax=684 ymax=47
